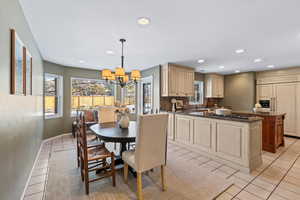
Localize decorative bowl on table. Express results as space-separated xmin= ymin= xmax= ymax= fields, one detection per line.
xmin=215 ymin=108 xmax=232 ymax=116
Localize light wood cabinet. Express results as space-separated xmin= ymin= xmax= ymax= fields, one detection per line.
xmin=274 ymin=83 xmax=297 ymax=136
xmin=174 ymin=115 xmax=193 ymax=144
xmin=193 ymin=118 xmax=213 ymax=152
xmin=256 ymin=84 xmax=274 ymax=101
xmin=168 ymin=113 xmax=174 ymax=140
xmin=161 ymin=63 xmax=194 ymax=97
xmin=172 ymin=114 xmax=262 ymax=173
xmin=205 ymin=74 xmax=224 ymax=98
xmin=256 ymin=83 xmax=298 ymax=137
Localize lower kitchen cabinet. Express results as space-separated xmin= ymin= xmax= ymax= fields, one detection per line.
xmin=174 ymin=115 xmax=193 ymax=144
xmin=167 ymin=113 xmax=174 ymax=140
xmin=192 ymin=118 xmax=213 ymax=152
xmin=172 ymin=114 xmax=262 ymax=173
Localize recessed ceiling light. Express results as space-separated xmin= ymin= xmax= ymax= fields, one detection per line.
xmin=254 ymin=58 xmax=263 ymax=63
xmin=197 ymin=59 xmax=205 ymax=63
xmin=106 ymin=50 xmax=114 ymax=55
xmin=235 ymin=49 xmax=245 ymax=54
xmin=137 ymin=17 xmax=151 ymax=25
xmin=219 ymin=66 xmax=225 ymax=69
xmin=267 ymin=65 xmax=275 ymax=68
xmin=235 ymin=70 xmax=240 ymax=73
xmin=79 ymin=60 xmax=85 ymax=64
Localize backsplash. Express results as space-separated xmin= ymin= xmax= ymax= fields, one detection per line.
xmin=160 ymin=97 xmax=222 ymax=111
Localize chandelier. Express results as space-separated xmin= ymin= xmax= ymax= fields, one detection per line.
xmin=101 ymin=39 xmax=141 ymax=88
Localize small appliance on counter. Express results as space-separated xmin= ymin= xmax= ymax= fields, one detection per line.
xmin=253 ymin=102 xmax=264 ymax=112
xmin=258 ymin=98 xmax=275 ymax=112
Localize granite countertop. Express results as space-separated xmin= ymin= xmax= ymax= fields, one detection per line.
xmin=176 ymin=111 xmax=263 ymax=123
xmin=232 ymin=110 xmax=286 ymax=117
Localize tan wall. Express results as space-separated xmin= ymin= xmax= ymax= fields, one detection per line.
xmin=43 ymin=61 xmax=103 ymax=138
xmin=0 ymin=0 xmax=44 ymax=199
xmin=220 ymin=72 xmax=256 ymax=111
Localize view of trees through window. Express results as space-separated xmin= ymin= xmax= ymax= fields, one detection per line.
xmin=189 ymin=81 xmax=204 ymax=104
xmin=45 ymin=76 xmax=57 ymax=115
xmin=71 ymin=78 xmax=115 ymax=112
xmin=44 ymin=74 xmax=62 ymax=117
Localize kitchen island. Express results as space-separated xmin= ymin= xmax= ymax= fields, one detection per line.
xmin=168 ymin=112 xmax=263 ymax=173
xmin=233 ymin=111 xmax=286 ymax=153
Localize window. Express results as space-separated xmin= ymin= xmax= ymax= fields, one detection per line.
xmin=44 ymin=74 xmax=63 ymax=118
xmin=123 ymin=83 xmax=136 ymax=113
xmin=71 ymin=78 xmax=115 ymax=114
xmin=189 ymin=81 xmax=204 ymax=104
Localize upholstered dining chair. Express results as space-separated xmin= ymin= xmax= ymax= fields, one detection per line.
xmin=122 ymin=114 xmax=169 ymax=200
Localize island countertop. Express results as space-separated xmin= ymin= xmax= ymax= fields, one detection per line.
xmin=175 ymin=111 xmax=263 ymax=123
xmin=232 ymin=110 xmax=286 ymax=117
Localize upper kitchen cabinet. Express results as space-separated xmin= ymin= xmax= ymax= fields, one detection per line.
xmin=161 ymin=63 xmax=195 ymax=97
xmin=205 ymin=74 xmax=224 ymax=98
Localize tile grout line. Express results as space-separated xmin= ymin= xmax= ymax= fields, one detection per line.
xmin=231 ymin=139 xmax=298 ymax=200
xmin=211 ymin=164 xmax=225 ymax=172
xmin=42 ymin=139 xmax=53 ymax=200
xmin=225 ymin=169 xmax=240 ymax=180
xmin=266 ymin=154 xmax=300 ymax=200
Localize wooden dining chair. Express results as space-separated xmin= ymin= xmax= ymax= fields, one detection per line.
xmin=78 ymin=116 xmax=116 ymax=195
xmin=76 ymin=113 xmax=103 ymax=168
xmin=122 ymin=114 xmax=169 ymax=200
xmin=83 ymin=109 xmax=99 ymax=128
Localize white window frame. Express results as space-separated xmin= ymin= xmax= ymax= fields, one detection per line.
xmin=44 ymin=73 xmax=63 ymax=119
xmin=70 ymin=77 xmax=116 ymax=117
xmin=138 ymin=75 xmax=154 ymax=115
xmin=189 ymin=81 xmax=204 ymax=105
xmin=122 ymin=82 xmax=137 ymax=114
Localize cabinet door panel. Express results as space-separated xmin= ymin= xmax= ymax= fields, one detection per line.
xmin=186 ymin=71 xmax=195 ymax=96
xmin=257 ymin=84 xmax=274 ymax=99
xmin=175 ymin=116 xmax=192 ymax=143
xmin=168 ymin=114 xmax=174 ymax=140
xmin=161 ymin=65 xmax=168 ymax=96
xmin=169 ymin=67 xmax=178 ymax=96
xmin=216 ymin=123 xmax=243 ymax=159
xmin=274 ymin=83 xmax=297 ymax=135
xmin=217 ymin=77 xmax=224 ymax=97
xmin=193 ymin=119 xmax=212 ymax=151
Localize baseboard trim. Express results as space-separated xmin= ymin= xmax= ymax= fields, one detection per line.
xmin=20 ymin=140 xmax=43 ymax=200
xmin=20 ymin=133 xmax=72 ymax=200
xmin=43 ymin=133 xmax=71 ymax=142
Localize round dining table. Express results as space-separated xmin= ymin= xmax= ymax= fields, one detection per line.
xmin=89 ymin=121 xmax=137 ymax=167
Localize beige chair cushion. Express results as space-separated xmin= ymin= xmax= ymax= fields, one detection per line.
xmin=122 ymin=150 xmax=136 ymax=168
xmin=98 ymin=106 xmax=117 ymax=123
xmin=122 ymin=114 xmax=168 ymax=173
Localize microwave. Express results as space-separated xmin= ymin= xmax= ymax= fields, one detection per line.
xmin=258 ymin=98 xmax=276 ymax=112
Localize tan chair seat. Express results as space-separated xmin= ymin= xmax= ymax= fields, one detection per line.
xmin=122 ymin=150 xmax=135 ymax=168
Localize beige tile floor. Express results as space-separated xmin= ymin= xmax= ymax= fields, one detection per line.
xmin=22 ymin=135 xmax=300 ymax=200
xmin=216 ymin=137 xmax=300 ymax=200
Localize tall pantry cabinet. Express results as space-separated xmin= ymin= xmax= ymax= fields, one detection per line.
xmin=256 ymin=69 xmax=300 ymax=137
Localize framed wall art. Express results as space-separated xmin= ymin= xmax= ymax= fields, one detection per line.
xmin=11 ymin=29 xmax=25 ymax=95
xmin=24 ymin=47 xmax=33 ymax=95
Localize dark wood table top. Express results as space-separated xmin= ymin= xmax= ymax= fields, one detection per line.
xmin=90 ymin=121 xmax=136 ymax=143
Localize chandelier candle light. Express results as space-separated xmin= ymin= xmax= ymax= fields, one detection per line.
xmin=102 ymin=39 xmax=141 ymax=87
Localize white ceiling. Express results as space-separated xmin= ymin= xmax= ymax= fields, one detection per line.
xmin=20 ymin=0 xmax=300 ymax=74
